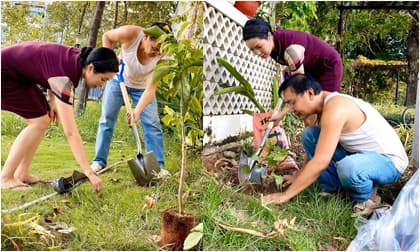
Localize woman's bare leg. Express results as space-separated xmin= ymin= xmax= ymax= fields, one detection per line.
xmin=1 ymin=115 xmax=50 ymax=188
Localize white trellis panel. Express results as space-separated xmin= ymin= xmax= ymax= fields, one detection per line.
xmin=203 ymin=1 xmax=278 ymax=145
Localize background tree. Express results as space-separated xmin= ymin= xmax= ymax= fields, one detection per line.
xmin=75 ymin=1 xmax=106 ymax=116
xmin=406 ymin=9 xmax=419 ymax=106
xmin=260 ymin=1 xmax=418 ymax=106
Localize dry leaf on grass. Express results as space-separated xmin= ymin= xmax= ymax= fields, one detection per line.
xmin=148 ymin=234 xmax=161 ymax=244
xmin=273 ymin=217 xmax=298 ymax=237
xmin=100 ymin=205 xmax=108 ymax=212
xmin=143 ymin=195 xmax=156 ymax=209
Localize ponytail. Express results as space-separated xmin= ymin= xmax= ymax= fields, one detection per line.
xmin=79 ymin=47 xmax=119 ymax=73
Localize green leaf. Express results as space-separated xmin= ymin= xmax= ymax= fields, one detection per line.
xmin=185 ymin=58 xmax=203 ymax=68
xmin=242 ymin=164 xmax=251 ymax=173
xmin=163 ymin=106 xmax=175 ymax=116
xmin=251 ymin=154 xmax=262 ymax=162
xmin=272 ymin=76 xmax=279 ymax=107
xmin=213 ymin=86 xmax=245 ymax=96
xmin=217 ymin=57 xmax=254 ymax=92
xmin=183 ymin=230 xmax=203 ymax=250
xmin=161 ymin=114 xmax=173 ymax=126
xmin=215 ymin=57 xmax=266 ymax=112
xmin=153 ymin=65 xmax=176 ymax=83
xmin=189 ymin=96 xmax=202 ymax=114
xmin=143 ymin=25 xmax=167 ymax=39
xmin=191 ymin=222 xmax=203 ymax=232
xmin=241 ymin=109 xmax=255 ymax=116
xmin=272 ymin=174 xmax=284 ymax=186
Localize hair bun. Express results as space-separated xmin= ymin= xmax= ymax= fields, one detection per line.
xmin=80 ymin=47 xmax=94 ymax=64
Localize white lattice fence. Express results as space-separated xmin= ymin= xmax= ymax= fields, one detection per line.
xmin=203 ymin=1 xmax=277 ymax=144
xmin=203 ymin=2 xmax=277 ymax=116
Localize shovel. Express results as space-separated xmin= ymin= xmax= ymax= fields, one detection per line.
xmin=118 ymin=61 xmax=160 ymax=186
xmin=238 ymin=99 xmax=283 ymax=184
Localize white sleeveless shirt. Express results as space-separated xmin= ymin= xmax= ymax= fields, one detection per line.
xmin=324 ymin=92 xmax=408 ymax=173
xmin=119 ymin=31 xmax=160 ymax=89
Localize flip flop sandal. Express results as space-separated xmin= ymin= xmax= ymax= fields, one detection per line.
xmin=27 ymin=179 xmax=50 ymax=185
xmin=2 ymin=184 xmax=32 ymax=191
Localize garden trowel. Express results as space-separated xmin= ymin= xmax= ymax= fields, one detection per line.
xmin=119 ymin=61 xmax=160 ymax=186
xmin=238 ymin=99 xmax=283 ymax=184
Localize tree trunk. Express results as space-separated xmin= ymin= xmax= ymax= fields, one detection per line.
xmin=405 ymin=11 xmax=419 ymax=106
xmin=75 ymin=2 xmax=89 ymax=48
xmin=112 ymin=1 xmax=119 ymax=29
xmin=75 ymin=1 xmax=106 ymax=116
xmin=122 ymin=1 xmax=128 ymax=25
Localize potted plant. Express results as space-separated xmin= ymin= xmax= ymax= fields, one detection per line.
xmin=148 ymin=2 xmax=204 ymax=250
xmin=234 ymin=1 xmax=261 ymax=18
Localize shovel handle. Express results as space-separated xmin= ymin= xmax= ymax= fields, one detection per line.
xmin=256 ymin=99 xmax=283 ymax=153
xmin=120 ymin=81 xmax=134 ymax=126
xmin=118 ymin=60 xmax=135 ymax=127
xmin=249 ymin=99 xmax=284 ymax=170
xmin=118 ymin=61 xmax=143 ymax=154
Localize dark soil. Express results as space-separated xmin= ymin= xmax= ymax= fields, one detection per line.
xmin=203 ymin=138 xmax=417 ymax=203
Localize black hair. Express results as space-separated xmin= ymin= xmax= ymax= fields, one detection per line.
xmin=278 ymin=74 xmax=322 ymax=96
xmin=148 ymin=21 xmax=172 ymax=40
xmin=79 ymin=47 xmax=119 ymax=73
xmin=243 ymin=18 xmax=272 ymax=41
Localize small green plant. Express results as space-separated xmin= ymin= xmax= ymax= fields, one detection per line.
xmin=252 ymin=139 xmax=289 ymax=187
xmin=149 ymin=2 xmax=203 ymax=215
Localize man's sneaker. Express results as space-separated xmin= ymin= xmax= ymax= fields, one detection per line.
xmin=90 ymin=163 xmax=104 ymax=173
xmin=159 ymin=169 xmax=171 ymax=178
xmin=352 ymin=196 xmax=383 ymax=217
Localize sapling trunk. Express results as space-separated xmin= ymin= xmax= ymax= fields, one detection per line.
xmin=178 ymin=73 xmax=187 ymax=214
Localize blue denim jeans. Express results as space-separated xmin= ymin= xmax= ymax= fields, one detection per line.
xmin=302 ymin=126 xmax=401 ymax=202
xmin=93 ymin=78 xmax=165 ymax=168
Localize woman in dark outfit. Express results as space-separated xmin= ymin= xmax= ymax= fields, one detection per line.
xmin=243 ymin=18 xmax=343 ymax=124
xmin=1 ymin=41 xmax=119 ymax=192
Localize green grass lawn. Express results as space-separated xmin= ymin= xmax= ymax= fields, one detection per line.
xmin=200 ymin=103 xmax=413 ymax=251
xmin=1 ymin=101 xmax=414 ymax=250
xmin=1 ymin=101 xmax=203 ymax=250
xmin=202 ymin=172 xmax=356 ymax=250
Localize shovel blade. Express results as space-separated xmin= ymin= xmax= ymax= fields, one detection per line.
xmin=143 ymin=151 xmax=160 ymax=176
xmin=128 ymin=156 xmax=151 ymax=186
xmin=238 ymin=151 xmax=266 ymax=184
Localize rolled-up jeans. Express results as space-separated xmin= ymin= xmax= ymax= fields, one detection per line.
xmin=92 ymin=78 xmax=165 ymax=168
xmin=302 ymin=126 xmax=401 ymax=202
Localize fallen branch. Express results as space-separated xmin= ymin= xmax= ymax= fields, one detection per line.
xmin=213 ymin=217 xmax=277 ymax=238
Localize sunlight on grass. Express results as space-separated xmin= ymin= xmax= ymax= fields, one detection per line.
xmin=202 ymin=173 xmax=358 ymax=250
xmin=1 ymin=102 xmax=203 ymax=250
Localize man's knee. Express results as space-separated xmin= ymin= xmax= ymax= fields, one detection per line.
xmin=336 ymin=157 xmax=361 ymax=189
xmin=301 ymin=126 xmax=319 ymax=148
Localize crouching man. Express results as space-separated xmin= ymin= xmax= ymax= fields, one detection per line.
xmin=264 ymin=74 xmax=408 ymax=214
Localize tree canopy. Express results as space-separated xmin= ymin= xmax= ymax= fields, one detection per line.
xmin=1 ymin=1 xmax=176 ymax=48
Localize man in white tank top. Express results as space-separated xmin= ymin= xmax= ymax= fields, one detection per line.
xmin=263 ymin=74 xmax=408 ymax=215
xmin=90 ymin=23 xmax=172 ymax=177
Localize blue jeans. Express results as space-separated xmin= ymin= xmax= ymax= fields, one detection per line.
xmin=302 ymin=126 xmax=401 ymax=202
xmin=93 ymin=78 xmax=165 ymax=168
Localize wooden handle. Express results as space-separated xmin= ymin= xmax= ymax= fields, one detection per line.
xmin=119 ymin=82 xmax=135 ymax=126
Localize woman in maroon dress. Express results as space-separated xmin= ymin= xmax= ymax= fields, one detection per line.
xmin=1 ymin=41 xmax=119 ymax=191
xmin=243 ymin=18 xmax=343 ymax=125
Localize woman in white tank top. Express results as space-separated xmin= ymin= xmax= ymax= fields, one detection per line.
xmin=90 ymin=23 xmax=172 ymax=177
